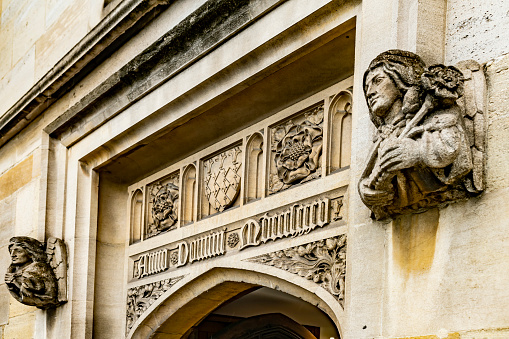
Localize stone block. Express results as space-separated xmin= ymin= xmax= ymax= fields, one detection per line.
xmin=0 ymin=196 xmax=15 ymax=246
xmin=3 ymin=311 xmax=35 ymax=339
xmin=0 ymin=47 xmax=35 ymax=118
xmin=486 ymin=53 xmax=509 ymax=120
xmin=0 ymin=155 xmax=33 ymax=201
xmin=35 ymin=0 xmax=89 ymax=81
xmin=12 ymin=0 xmax=45 ymax=66
xmin=8 ymin=295 xmax=33 ymax=318
xmin=0 ymin=285 xmax=10 ymax=325
xmin=14 ymin=180 xmax=37 ymax=237
xmin=0 ymin=22 xmax=13 ymax=81
xmin=485 ymin=117 xmax=509 ymax=191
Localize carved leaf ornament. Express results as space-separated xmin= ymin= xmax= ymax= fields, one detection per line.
xmin=248 ymin=235 xmax=347 ymax=307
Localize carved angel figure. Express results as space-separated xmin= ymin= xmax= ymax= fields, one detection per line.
xmin=358 ymin=50 xmax=484 ymax=220
xmin=4 ymin=237 xmax=67 ymax=309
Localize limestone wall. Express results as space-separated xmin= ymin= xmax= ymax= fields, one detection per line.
xmin=0 ymin=0 xmax=508 ymax=338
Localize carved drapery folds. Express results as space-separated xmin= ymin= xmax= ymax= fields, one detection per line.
xmin=146 ymin=172 xmax=180 ymax=239
xmin=126 ymin=275 xmax=185 ymax=335
xmin=247 ymin=235 xmax=347 ymax=307
xmin=4 ymin=236 xmax=67 ymax=309
xmin=269 ymin=104 xmax=324 ymax=194
xmin=358 ymin=50 xmax=485 ymax=220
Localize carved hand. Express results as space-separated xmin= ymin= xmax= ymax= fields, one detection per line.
xmin=379 ymin=137 xmax=420 ymax=172
xmin=4 ymin=272 xmax=14 ymax=284
xmin=359 ymin=179 xmax=394 ymax=206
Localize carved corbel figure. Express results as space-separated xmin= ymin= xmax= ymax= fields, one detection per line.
xmin=358 ymin=50 xmax=485 ymax=220
xmin=5 ymin=236 xmax=67 ymax=309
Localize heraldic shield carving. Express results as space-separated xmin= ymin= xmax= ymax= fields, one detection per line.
xmin=204 ymin=146 xmax=242 ymax=212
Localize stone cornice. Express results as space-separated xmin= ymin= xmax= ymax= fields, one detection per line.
xmin=43 ymin=0 xmax=287 ymax=147
xmin=0 ymin=0 xmax=174 ymax=147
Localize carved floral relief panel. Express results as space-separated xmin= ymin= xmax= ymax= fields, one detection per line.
xmin=269 ymin=103 xmax=324 ymax=194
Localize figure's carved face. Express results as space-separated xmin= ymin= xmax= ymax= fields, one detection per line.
xmin=9 ymin=245 xmax=31 ymax=266
xmin=365 ymin=67 xmax=401 ymax=118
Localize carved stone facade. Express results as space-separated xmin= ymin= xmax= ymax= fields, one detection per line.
xmin=5 ymin=237 xmax=67 ymax=309
xmin=247 ymin=235 xmax=347 ymax=307
xmin=358 ymin=50 xmax=486 ymax=220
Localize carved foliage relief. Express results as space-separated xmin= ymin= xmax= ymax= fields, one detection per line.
xmin=269 ymin=103 xmax=324 ymax=194
xmin=203 ymin=146 xmax=242 ymax=213
xmin=126 ymin=275 xmax=185 ymax=335
xmin=146 ymin=172 xmax=180 ymax=239
xmin=358 ymin=50 xmax=485 ymax=220
xmin=247 ymin=235 xmax=347 ymax=307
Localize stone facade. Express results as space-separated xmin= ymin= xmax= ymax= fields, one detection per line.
xmin=0 ymin=0 xmax=508 ymax=338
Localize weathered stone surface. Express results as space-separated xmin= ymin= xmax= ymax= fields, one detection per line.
xmin=358 ymin=50 xmax=484 ymax=220
xmin=5 ymin=237 xmax=67 ymax=309
xmin=3 ymin=311 xmax=35 ymax=339
xmin=0 ymin=156 xmax=33 ymax=202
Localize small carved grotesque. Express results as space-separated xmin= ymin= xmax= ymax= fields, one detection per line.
xmin=5 ymin=237 xmax=67 ymax=309
xmin=359 ymin=50 xmax=484 ymax=220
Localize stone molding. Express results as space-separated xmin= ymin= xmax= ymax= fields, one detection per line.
xmin=0 ymin=0 xmax=174 ymax=147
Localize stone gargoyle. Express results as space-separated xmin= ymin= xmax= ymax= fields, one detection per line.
xmin=5 ymin=236 xmax=67 ymax=309
xmin=358 ymin=50 xmax=485 ymax=220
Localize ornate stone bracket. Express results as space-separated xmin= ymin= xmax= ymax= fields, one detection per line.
xmin=4 ymin=236 xmax=67 ymax=309
xmin=358 ymin=50 xmax=486 ymax=220
xmin=126 ymin=275 xmax=186 ymax=335
xmin=246 ymin=235 xmax=347 ymax=307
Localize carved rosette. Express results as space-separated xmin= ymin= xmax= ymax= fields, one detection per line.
xmin=146 ymin=174 xmax=179 ymax=239
xmin=203 ymin=146 xmax=242 ymax=212
xmin=247 ymin=235 xmax=347 ymax=307
xmin=126 ymin=275 xmax=185 ymax=335
xmin=270 ymin=104 xmax=324 ymax=193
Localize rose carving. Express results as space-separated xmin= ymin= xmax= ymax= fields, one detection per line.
xmin=271 ymin=106 xmax=323 ymax=192
xmin=421 ymin=64 xmax=464 ymax=106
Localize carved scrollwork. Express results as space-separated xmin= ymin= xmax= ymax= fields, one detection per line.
xmin=359 ymin=50 xmax=485 ymax=220
xmin=4 ymin=236 xmax=67 ymax=309
xmin=126 ymin=275 xmax=185 ymax=335
xmin=247 ymin=235 xmax=347 ymax=307
xmin=269 ymin=104 xmax=324 ymax=193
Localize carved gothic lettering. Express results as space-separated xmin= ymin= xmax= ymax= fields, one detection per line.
xmin=240 ymin=198 xmax=331 ymax=250
xmin=134 ymin=249 xmax=169 ymax=279
xmin=358 ymin=50 xmax=485 ymax=220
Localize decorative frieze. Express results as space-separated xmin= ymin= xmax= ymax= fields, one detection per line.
xmin=240 ymin=198 xmax=331 ymax=250
xmin=133 ymin=248 xmax=169 ymax=279
xmin=247 ymin=235 xmax=347 ymax=307
xmin=126 ymin=275 xmax=185 ymax=335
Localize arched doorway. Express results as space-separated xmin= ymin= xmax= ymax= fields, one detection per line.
xmin=183 ymin=287 xmax=339 ymax=339
xmin=128 ymin=267 xmax=343 ymax=339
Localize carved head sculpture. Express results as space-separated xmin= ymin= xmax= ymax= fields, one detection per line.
xmin=363 ymin=50 xmax=425 ymax=127
xmin=8 ymin=236 xmax=47 ymax=265
xmin=5 ymin=237 xmax=59 ymax=309
xmin=359 ymin=49 xmax=484 ymax=220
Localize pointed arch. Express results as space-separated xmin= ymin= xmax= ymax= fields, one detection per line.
xmin=130 ymin=189 xmax=143 ymax=244
xmin=245 ymin=132 xmax=264 ymax=202
xmin=127 ymin=263 xmax=344 ymax=339
xmin=329 ymin=90 xmax=353 ymax=172
xmin=182 ymin=164 xmax=197 ymax=225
